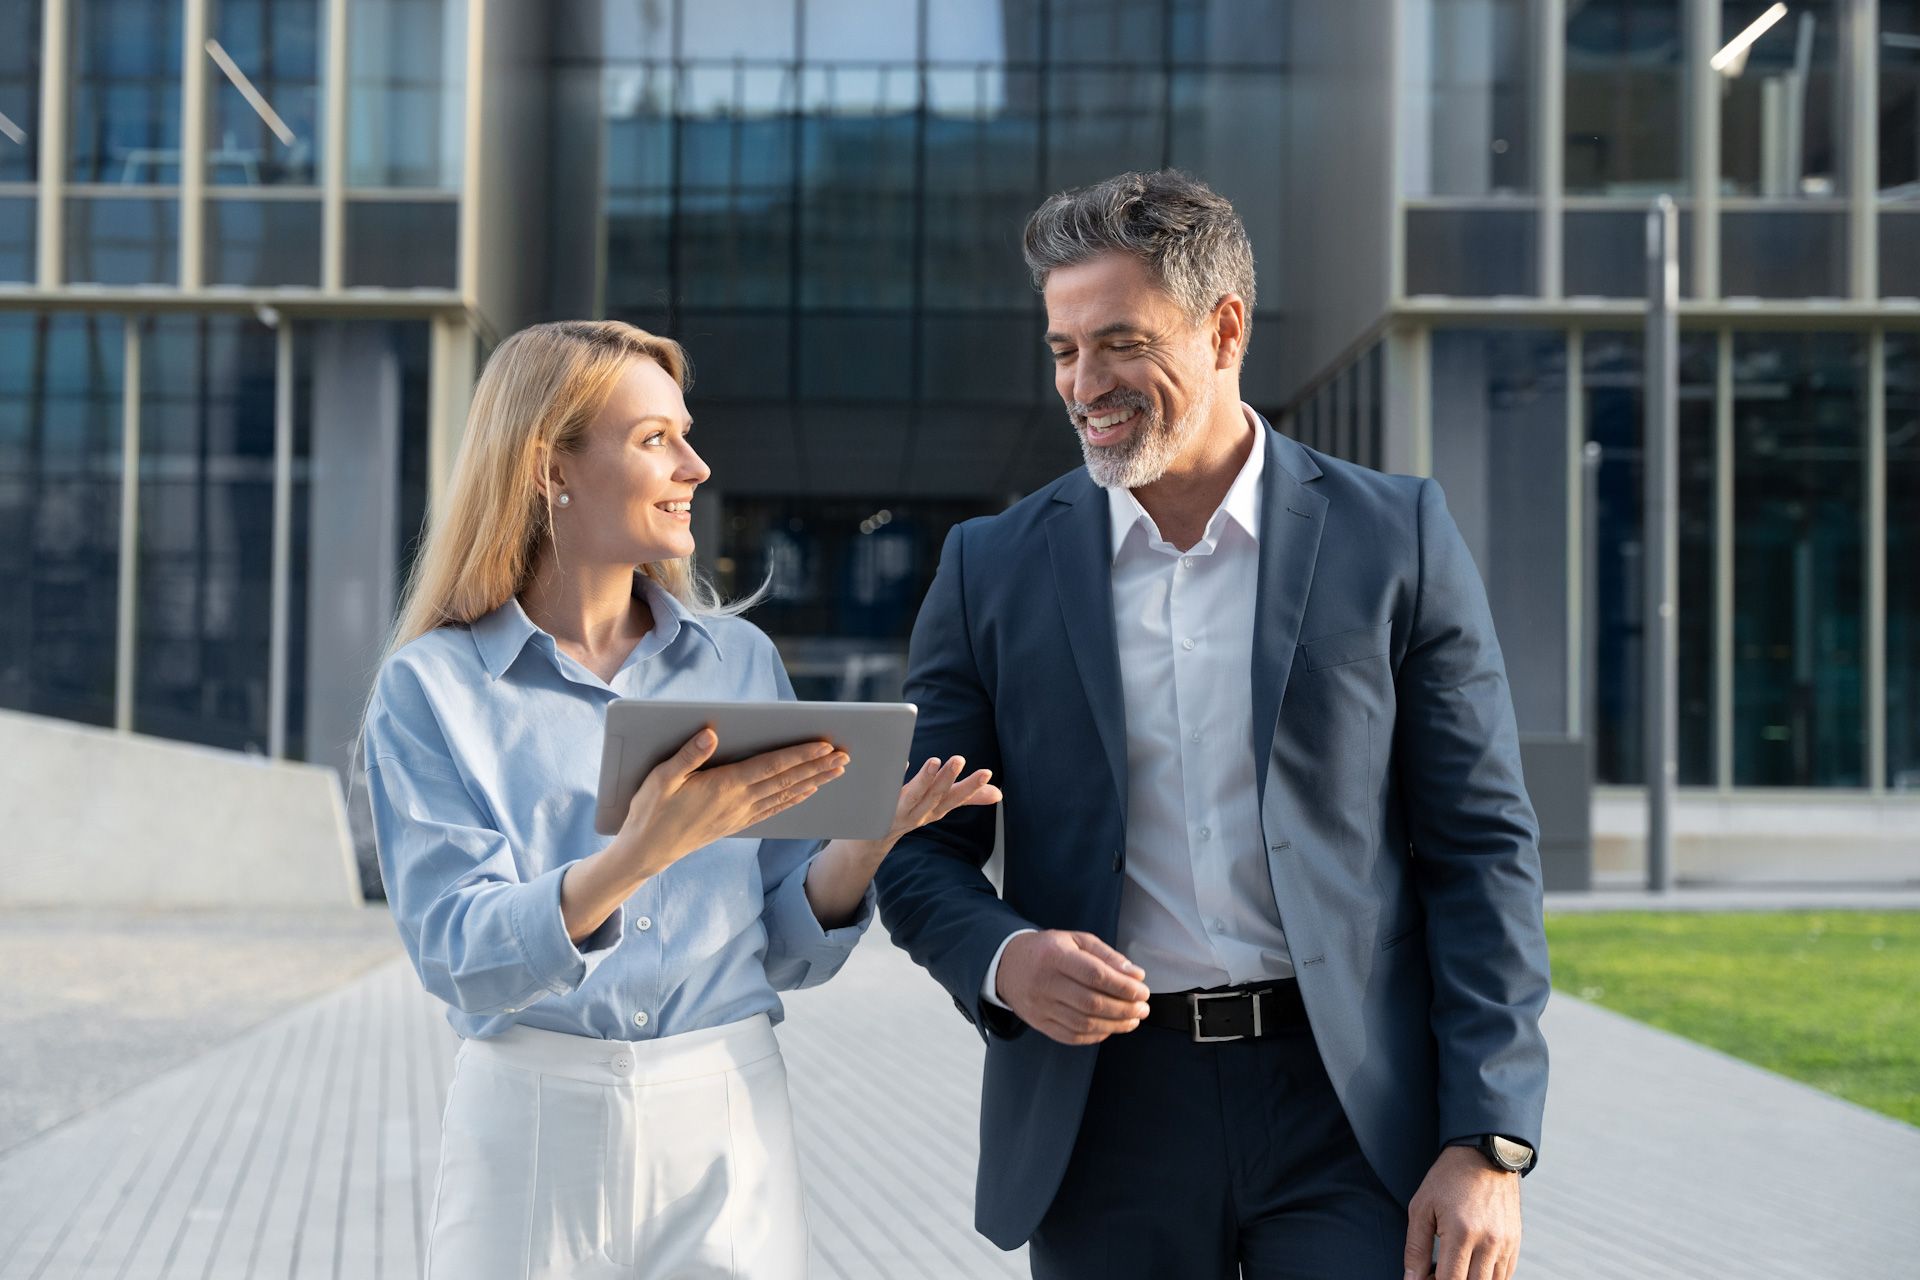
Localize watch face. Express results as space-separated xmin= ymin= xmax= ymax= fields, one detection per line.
xmin=1489 ymin=1136 xmax=1532 ymax=1169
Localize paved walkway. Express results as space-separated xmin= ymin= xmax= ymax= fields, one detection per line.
xmin=2 ymin=928 xmax=1916 ymax=1279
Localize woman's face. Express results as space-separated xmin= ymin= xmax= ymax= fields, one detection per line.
xmin=551 ymin=355 xmax=710 ymax=568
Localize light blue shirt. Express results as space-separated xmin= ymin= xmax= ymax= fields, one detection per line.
xmin=363 ymin=575 xmax=872 ymax=1042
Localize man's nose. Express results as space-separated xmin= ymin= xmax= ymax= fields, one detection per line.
xmin=1071 ymin=359 xmax=1113 ymax=408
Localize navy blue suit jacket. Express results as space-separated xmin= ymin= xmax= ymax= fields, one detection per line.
xmin=873 ymin=422 xmax=1551 ymax=1250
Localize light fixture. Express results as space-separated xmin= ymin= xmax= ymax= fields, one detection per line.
xmin=205 ymin=39 xmax=297 ymax=145
xmin=1711 ymin=3 xmax=1789 ymax=74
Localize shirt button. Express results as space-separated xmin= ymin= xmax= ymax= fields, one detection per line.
xmin=1211 ymin=917 xmax=1227 ymax=933
xmin=610 ymin=1055 xmax=633 ymax=1076
xmin=1199 ymin=826 xmax=1211 ymax=840
xmin=632 ymin=1010 xmax=650 ymax=1029
xmin=1190 ymin=730 xmax=1202 ymax=743
xmin=635 ymin=916 xmax=652 ymax=932
xmin=1181 ymin=557 xmax=1194 ymax=570
xmin=1181 ymin=638 xmax=1196 ymax=651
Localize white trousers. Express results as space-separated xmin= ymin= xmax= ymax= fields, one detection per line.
xmin=427 ymin=1015 xmax=810 ymax=1280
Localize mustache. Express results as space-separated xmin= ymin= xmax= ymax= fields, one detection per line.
xmin=1068 ymin=389 xmax=1152 ymax=423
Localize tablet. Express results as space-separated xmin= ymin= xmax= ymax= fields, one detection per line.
xmin=594 ymin=699 xmax=919 ymax=840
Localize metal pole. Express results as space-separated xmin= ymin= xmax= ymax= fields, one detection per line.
xmin=1583 ymin=439 xmax=1602 ymax=783
xmin=1644 ymin=196 xmax=1680 ymax=891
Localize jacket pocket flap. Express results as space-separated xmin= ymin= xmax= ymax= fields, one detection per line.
xmin=1301 ymin=622 xmax=1391 ymax=672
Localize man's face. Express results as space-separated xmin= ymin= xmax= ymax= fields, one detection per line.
xmin=1042 ymin=251 xmax=1219 ymax=489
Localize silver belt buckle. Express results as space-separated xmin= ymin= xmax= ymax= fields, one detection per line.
xmin=1188 ymin=990 xmax=1247 ymax=1043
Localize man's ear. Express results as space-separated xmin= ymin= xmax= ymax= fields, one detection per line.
xmin=1211 ymin=293 xmax=1248 ymax=370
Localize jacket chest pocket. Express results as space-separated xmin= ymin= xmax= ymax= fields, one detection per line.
xmin=1286 ymin=622 xmax=1392 ymax=807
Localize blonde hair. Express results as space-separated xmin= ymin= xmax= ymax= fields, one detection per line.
xmin=386 ymin=319 xmax=753 ymax=658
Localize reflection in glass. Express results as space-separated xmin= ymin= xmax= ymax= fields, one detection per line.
xmin=1719 ymin=208 xmax=1848 ymax=297
xmin=0 ymin=0 xmax=39 ymax=182
xmin=134 ymin=316 xmax=278 ymax=753
xmin=1405 ymin=207 xmax=1536 ymax=296
xmin=1890 ymin=335 xmax=1920 ymax=789
xmin=1403 ymin=0 xmax=1533 ymax=196
xmin=0 ymin=198 xmax=31 ymax=282
xmin=1565 ymin=0 xmax=1686 ymax=195
xmin=68 ymin=0 xmax=182 ymax=183
xmin=344 ymin=199 xmax=456 ymax=288
xmin=0 ymin=314 xmax=123 ymax=728
xmin=208 ymin=0 xmax=324 ymax=188
xmin=1564 ymin=207 xmax=1694 ymax=298
xmin=1883 ymin=209 xmax=1920 ymax=295
xmin=345 ymin=0 xmax=465 ymax=189
xmin=205 ymin=198 xmax=322 ymax=286
xmin=64 ymin=195 xmax=178 ymax=285
xmin=1731 ymin=332 xmax=1865 ymax=787
xmin=1879 ymin=1 xmax=1920 ymax=197
xmin=1584 ymin=330 xmax=1716 ymax=785
xmin=1718 ymin=0 xmax=1844 ymax=197
xmin=1430 ymin=330 xmax=1570 ymax=736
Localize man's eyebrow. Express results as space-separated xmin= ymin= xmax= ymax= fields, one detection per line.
xmin=1045 ymin=323 xmax=1147 ymax=345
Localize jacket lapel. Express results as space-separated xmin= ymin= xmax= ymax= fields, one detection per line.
xmin=1045 ymin=474 xmax=1128 ymax=816
xmin=1250 ymin=422 xmax=1327 ymax=810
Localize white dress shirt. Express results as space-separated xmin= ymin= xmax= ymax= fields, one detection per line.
xmin=985 ymin=406 xmax=1293 ymax=1005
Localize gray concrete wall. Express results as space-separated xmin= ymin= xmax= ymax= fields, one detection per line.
xmin=1276 ymin=0 xmax=1398 ymax=402
xmin=0 ymin=710 xmax=362 ymax=909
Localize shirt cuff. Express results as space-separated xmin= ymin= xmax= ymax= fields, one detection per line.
xmin=769 ymin=851 xmax=875 ymax=960
xmin=511 ymin=862 xmax=625 ymax=995
xmin=981 ymin=928 xmax=1037 ymax=1010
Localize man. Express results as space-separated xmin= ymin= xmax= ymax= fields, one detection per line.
xmin=873 ymin=170 xmax=1550 ymax=1280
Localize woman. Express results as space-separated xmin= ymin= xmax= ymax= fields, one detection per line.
xmin=361 ymin=319 xmax=998 ymax=1279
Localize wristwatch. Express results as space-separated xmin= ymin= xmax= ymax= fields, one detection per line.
xmin=1451 ymin=1133 xmax=1534 ymax=1174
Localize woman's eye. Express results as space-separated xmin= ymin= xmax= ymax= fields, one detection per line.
xmin=643 ymin=432 xmax=664 ymax=446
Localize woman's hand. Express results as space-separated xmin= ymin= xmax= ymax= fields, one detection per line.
xmin=617 ymin=728 xmax=849 ymax=880
xmin=885 ymin=755 xmax=1002 ymax=846
xmin=802 ymin=755 xmax=1002 ymax=928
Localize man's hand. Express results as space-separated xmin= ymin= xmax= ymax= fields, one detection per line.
xmin=995 ymin=930 xmax=1151 ymax=1045
xmin=1402 ymin=1145 xmax=1522 ymax=1280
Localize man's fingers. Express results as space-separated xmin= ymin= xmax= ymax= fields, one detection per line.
xmin=1432 ymin=1231 xmax=1470 ymax=1280
xmin=1402 ymin=1206 xmax=1434 ymax=1280
xmin=1064 ymin=935 xmax=1149 ymax=996
xmin=1060 ymin=987 xmax=1151 ymax=1022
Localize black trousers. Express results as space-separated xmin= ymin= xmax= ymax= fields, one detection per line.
xmin=1027 ymin=1018 xmax=1407 ymax=1280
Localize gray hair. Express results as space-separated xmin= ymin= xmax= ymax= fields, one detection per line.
xmin=1022 ymin=170 xmax=1257 ymax=321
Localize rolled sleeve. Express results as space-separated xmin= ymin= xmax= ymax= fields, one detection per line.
xmin=512 ymin=862 xmax=625 ymax=996
xmin=366 ymin=741 xmax=626 ymax=1018
xmin=760 ymin=839 xmax=872 ymax=990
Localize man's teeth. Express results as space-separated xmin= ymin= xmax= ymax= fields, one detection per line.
xmin=1087 ymin=408 xmax=1137 ymax=430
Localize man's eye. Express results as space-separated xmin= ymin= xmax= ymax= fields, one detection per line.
xmin=1049 ymin=349 xmax=1074 ymax=362
xmin=1111 ymin=342 xmax=1139 ymax=352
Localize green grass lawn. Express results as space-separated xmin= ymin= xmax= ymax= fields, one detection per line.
xmin=1543 ymin=911 xmax=1920 ymax=1127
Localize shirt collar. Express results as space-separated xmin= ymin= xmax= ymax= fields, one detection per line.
xmin=469 ymin=571 xmax=721 ymax=680
xmin=1106 ymin=403 xmax=1267 ymax=562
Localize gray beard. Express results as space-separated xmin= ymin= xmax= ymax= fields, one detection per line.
xmin=1075 ymin=381 xmax=1216 ymax=490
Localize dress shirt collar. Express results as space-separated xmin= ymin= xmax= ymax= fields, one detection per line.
xmin=470 ymin=571 xmax=720 ymax=680
xmin=1106 ymin=402 xmax=1267 ymax=562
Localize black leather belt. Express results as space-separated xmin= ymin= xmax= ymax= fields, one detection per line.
xmin=1143 ymin=979 xmax=1306 ymax=1043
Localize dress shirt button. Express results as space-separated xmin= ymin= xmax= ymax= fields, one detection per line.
xmin=610 ymin=1055 xmax=634 ymax=1076
xmin=1210 ymin=917 xmax=1227 ymax=933
xmin=1199 ymin=826 xmax=1211 ymax=840
xmin=635 ymin=916 xmax=653 ymax=932
xmin=1180 ymin=556 xmax=1194 ymax=570
xmin=1181 ymin=638 xmax=1196 ymax=651
xmin=1190 ymin=730 xmax=1202 ymax=743
xmin=632 ymin=1010 xmax=650 ymax=1030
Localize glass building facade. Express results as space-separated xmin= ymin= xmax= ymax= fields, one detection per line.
xmin=3 ymin=0 xmax=1916 ymax=891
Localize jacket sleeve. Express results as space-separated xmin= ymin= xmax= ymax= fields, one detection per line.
xmin=1397 ymin=478 xmax=1552 ymax=1154
xmin=364 ymin=661 xmax=624 ymax=1019
xmin=873 ymin=523 xmax=1035 ymax=1038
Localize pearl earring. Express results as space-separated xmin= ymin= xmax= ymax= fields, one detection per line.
xmin=556 ymin=492 xmax=570 ymax=507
